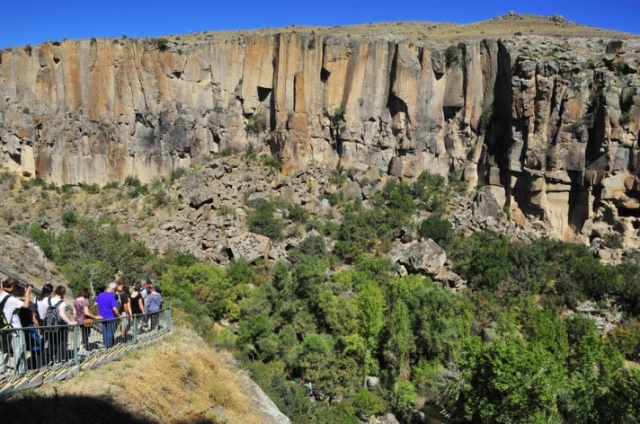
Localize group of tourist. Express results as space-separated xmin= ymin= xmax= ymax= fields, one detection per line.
xmin=0 ymin=277 xmax=164 ymax=375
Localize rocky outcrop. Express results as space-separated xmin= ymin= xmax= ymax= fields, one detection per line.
xmin=227 ymin=232 xmax=272 ymax=263
xmin=393 ymin=239 xmax=447 ymax=275
xmin=1 ymin=31 xmax=640 ymax=245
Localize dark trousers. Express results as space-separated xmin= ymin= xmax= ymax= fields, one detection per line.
xmin=101 ymin=321 xmax=116 ymax=348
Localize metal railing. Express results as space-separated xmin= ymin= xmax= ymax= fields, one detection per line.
xmin=0 ymin=305 xmax=172 ymax=385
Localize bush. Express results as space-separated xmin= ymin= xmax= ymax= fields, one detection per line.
xmin=391 ymin=380 xmax=417 ymax=420
xmin=103 ymin=181 xmax=119 ymax=190
xmin=247 ymin=109 xmax=268 ymax=134
xmin=479 ymin=104 xmax=493 ymax=133
xmin=82 ymin=183 xmax=100 ymax=194
xmin=412 ymin=170 xmax=449 ymax=214
xmin=20 ymin=177 xmax=45 ymax=190
xmin=288 ymin=235 xmax=326 ymax=265
xmin=286 ymin=202 xmax=309 ymax=223
xmin=260 ymin=154 xmax=281 ymax=170
xmin=62 ymin=210 xmax=78 ymax=228
xmin=353 ymin=389 xmax=386 ymax=419
xmin=124 ymin=175 xmax=148 ymax=198
xmin=155 ymin=38 xmax=169 ymax=52
xmin=608 ymin=318 xmax=640 ymax=361
xmin=619 ymin=112 xmax=632 ymax=126
xmin=28 ymin=224 xmax=54 ymax=259
xmin=604 ymin=232 xmax=623 ymax=249
xmin=247 ymin=198 xmax=284 ymax=241
xmin=445 ymin=44 xmax=460 ymax=67
xmin=418 ymin=215 xmax=455 ymax=248
xmin=329 ymin=166 xmax=347 ymax=187
xmin=170 ymin=167 xmax=188 ymax=184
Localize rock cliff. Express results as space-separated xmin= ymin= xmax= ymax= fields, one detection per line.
xmin=1 ymin=18 xmax=639 ymax=245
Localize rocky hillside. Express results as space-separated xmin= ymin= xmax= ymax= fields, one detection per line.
xmin=0 ymin=14 xmax=639 ymax=245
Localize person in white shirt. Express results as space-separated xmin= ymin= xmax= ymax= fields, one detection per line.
xmin=0 ymin=278 xmax=32 ymax=374
xmin=33 ymin=282 xmax=53 ymax=326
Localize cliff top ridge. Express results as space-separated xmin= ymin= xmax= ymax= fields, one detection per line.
xmin=142 ymin=12 xmax=640 ymax=46
xmin=2 ymin=13 xmax=637 ymax=51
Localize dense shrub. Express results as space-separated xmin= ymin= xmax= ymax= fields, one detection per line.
xmin=246 ymin=198 xmax=284 ymax=240
xmin=418 ymin=215 xmax=455 ymax=248
xmin=247 ymin=109 xmax=268 ymax=134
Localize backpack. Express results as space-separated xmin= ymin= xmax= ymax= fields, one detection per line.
xmin=0 ymin=294 xmax=14 ymax=331
xmin=116 ymin=290 xmax=124 ymax=312
xmin=116 ymin=290 xmax=129 ymax=313
xmin=43 ymin=298 xmax=64 ymax=327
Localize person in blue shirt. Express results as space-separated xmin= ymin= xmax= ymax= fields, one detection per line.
xmin=95 ymin=282 xmax=121 ymax=348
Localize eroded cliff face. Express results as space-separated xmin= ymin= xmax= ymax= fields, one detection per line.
xmin=0 ymin=33 xmax=639 ymax=244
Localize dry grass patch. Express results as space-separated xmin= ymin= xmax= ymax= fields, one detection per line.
xmin=28 ymin=326 xmax=264 ymax=424
xmin=167 ymin=14 xmax=638 ymax=47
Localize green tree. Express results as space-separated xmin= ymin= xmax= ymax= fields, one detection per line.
xmin=52 ymin=218 xmax=151 ymax=293
xmin=412 ymin=169 xmax=449 ymax=214
xmin=418 ymin=215 xmax=455 ymax=248
xmin=247 ymin=198 xmax=284 ymax=240
xmin=451 ymin=230 xmax=510 ymax=291
xmin=384 ymin=300 xmax=411 ymax=374
xmin=450 ymin=332 xmax=564 ymax=423
xmin=28 ymin=224 xmax=54 ymax=259
xmin=356 ymin=279 xmax=385 ymax=376
xmin=559 ymin=315 xmax=623 ymax=423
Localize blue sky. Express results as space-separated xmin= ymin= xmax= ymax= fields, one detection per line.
xmin=1 ymin=0 xmax=638 ymax=49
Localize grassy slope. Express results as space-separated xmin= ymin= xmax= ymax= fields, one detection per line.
xmin=1 ymin=319 xmax=266 ymax=424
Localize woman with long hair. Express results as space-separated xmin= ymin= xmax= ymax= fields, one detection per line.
xmin=33 ymin=283 xmax=53 ymax=326
xmin=129 ymin=282 xmax=145 ymax=331
xmin=73 ymin=288 xmax=102 ymax=354
xmin=48 ymin=285 xmax=76 ymax=363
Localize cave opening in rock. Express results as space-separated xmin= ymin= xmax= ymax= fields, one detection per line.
xmin=443 ymin=106 xmax=461 ymax=121
xmin=388 ymin=93 xmax=409 ymax=120
xmin=320 ymin=67 xmax=330 ymax=83
xmin=257 ymin=86 xmax=272 ymax=103
xmin=618 ymin=207 xmax=640 ymax=218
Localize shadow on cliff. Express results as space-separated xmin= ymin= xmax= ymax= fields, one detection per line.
xmin=0 ymin=394 xmax=215 ymax=424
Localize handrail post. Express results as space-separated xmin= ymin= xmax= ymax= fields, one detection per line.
xmin=132 ymin=314 xmax=138 ymax=343
xmin=72 ymin=324 xmax=79 ymax=367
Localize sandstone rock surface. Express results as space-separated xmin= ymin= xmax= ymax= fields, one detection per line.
xmin=1 ymin=28 xmax=640 ymax=245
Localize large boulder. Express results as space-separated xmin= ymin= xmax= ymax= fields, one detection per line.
xmin=472 ymin=187 xmax=501 ymax=226
xmin=396 ymin=239 xmax=446 ymax=275
xmin=226 ymin=233 xmax=272 ymax=263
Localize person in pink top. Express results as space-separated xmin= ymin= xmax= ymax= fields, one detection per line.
xmin=73 ymin=288 xmax=102 ymax=354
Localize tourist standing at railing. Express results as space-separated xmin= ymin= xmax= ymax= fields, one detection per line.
xmin=144 ymin=285 xmax=163 ymax=332
xmin=49 ymin=286 xmax=76 ymax=363
xmin=130 ymin=282 xmax=144 ymax=331
xmin=73 ymin=288 xmax=102 ymax=355
xmin=95 ymin=282 xmax=121 ymax=348
xmin=0 ymin=278 xmax=32 ymax=375
xmin=12 ymin=284 xmax=42 ymax=370
xmin=33 ymin=283 xmax=53 ymax=326
xmin=116 ymin=279 xmax=132 ymax=343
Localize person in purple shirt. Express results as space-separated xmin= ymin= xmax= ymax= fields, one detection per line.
xmin=95 ymin=282 xmax=121 ymax=348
